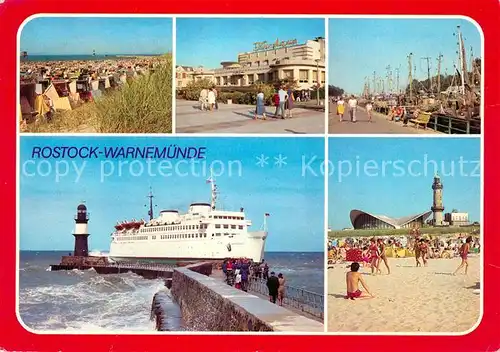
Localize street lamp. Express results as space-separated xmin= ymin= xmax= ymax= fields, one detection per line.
xmin=315 ymin=59 xmax=321 ymax=106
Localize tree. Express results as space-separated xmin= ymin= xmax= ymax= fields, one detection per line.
xmin=182 ymin=78 xmax=214 ymax=100
xmin=329 ymin=85 xmax=344 ymax=97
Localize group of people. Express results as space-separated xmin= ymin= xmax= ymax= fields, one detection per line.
xmin=199 ymin=86 xmax=219 ymax=111
xmin=334 ymin=95 xmax=359 ymax=122
xmin=220 ymin=258 xmax=287 ymax=306
xmin=330 ymin=233 xmax=478 ymax=300
xmin=254 ymin=86 xmax=295 ymax=120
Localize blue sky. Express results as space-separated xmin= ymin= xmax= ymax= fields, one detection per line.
xmin=176 ymin=18 xmax=325 ymax=68
xmin=328 ymin=138 xmax=481 ymax=229
xmin=329 ymin=18 xmax=482 ymax=94
xmin=20 ymin=17 xmax=173 ymax=55
xmin=20 ymin=137 xmax=324 ymax=252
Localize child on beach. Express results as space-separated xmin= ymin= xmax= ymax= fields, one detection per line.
xmin=345 ymin=262 xmax=374 ymax=300
xmin=453 ymin=236 xmax=472 ymax=275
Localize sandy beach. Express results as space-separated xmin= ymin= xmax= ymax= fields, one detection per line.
xmin=327 ymin=256 xmax=480 ymax=333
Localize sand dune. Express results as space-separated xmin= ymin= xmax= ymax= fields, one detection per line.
xmin=327 ymin=256 xmax=480 ymax=333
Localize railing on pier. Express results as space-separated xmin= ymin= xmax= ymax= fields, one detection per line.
xmin=428 ymin=114 xmax=480 ymax=134
xmin=246 ymin=277 xmax=324 ymax=320
xmin=357 ymin=101 xmax=481 ymax=134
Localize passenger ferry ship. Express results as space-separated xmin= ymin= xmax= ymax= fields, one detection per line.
xmin=108 ymin=176 xmax=268 ymax=263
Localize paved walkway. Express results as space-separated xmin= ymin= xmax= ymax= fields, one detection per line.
xmin=328 ymin=103 xmax=440 ymax=134
xmin=176 ymin=99 xmax=325 ymax=134
xmin=211 ymin=269 xmax=323 ymax=323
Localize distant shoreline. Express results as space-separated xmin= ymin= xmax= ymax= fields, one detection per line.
xmin=20 ymin=54 xmax=162 ymax=62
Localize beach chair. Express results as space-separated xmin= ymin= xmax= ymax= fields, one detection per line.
xmin=409 ymin=111 xmax=432 ymax=129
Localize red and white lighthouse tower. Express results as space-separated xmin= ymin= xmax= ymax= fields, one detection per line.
xmin=73 ymin=203 xmax=90 ymax=257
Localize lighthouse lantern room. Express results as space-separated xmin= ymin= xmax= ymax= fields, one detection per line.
xmin=73 ymin=203 xmax=90 ymax=257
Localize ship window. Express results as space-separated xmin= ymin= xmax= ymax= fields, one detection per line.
xmin=224 ymin=233 xmax=229 ymax=236
xmin=153 ymin=236 xmax=156 ymax=239
xmin=239 ymin=225 xmax=244 ymax=230
xmin=231 ymin=225 xmax=236 ymax=229
xmin=223 ymin=216 xmax=228 ymax=219
xmin=216 ymin=233 xmax=221 ymax=236
xmin=196 ymin=225 xmax=199 ymax=229
xmin=223 ymin=225 xmax=229 ymax=229
xmin=204 ymin=234 xmax=207 ymax=238
xmin=209 ymin=216 xmax=212 ymax=218
xmin=212 ymin=234 xmax=214 ymax=237
xmin=232 ymin=233 xmax=236 ymax=237
xmin=215 ymin=224 xmax=221 ymax=228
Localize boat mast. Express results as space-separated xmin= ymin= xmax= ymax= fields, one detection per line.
xmin=407 ymin=53 xmax=413 ymax=103
xmin=436 ymin=53 xmax=443 ymax=94
xmin=456 ymin=25 xmax=468 ymax=94
xmin=147 ymin=187 xmax=155 ymax=220
xmin=208 ymin=169 xmax=218 ymax=210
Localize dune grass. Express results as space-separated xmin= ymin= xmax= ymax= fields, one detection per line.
xmin=23 ymin=55 xmax=172 ymax=134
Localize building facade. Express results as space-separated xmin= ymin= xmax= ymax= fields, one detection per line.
xmin=349 ymin=210 xmax=432 ymax=230
xmin=444 ymin=212 xmax=469 ymax=226
xmin=176 ymin=66 xmax=215 ymax=89
xmin=176 ymin=37 xmax=326 ymax=91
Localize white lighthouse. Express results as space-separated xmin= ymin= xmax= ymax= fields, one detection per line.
xmin=73 ymin=203 xmax=90 ymax=257
xmin=431 ymin=174 xmax=445 ymax=226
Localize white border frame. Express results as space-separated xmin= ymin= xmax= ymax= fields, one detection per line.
xmin=15 ymin=13 xmax=484 ymax=337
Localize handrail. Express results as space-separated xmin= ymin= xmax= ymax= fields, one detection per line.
xmin=246 ymin=277 xmax=323 ymax=320
xmin=354 ymin=102 xmax=480 ymax=134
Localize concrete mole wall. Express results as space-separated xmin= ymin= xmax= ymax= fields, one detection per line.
xmin=170 ymin=262 xmax=324 ymax=332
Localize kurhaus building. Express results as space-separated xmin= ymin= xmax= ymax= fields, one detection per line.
xmin=176 ymin=37 xmax=326 ymax=91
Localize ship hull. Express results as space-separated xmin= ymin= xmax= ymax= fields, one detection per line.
xmin=109 ymin=231 xmax=267 ymax=264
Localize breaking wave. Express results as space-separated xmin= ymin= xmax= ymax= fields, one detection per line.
xmin=19 ymin=265 xmax=183 ymax=332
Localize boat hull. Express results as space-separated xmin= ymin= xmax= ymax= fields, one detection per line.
xmin=109 ymin=230 xmax=267 ymax=264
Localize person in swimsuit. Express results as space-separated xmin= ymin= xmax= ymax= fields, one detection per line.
xmin=369 ymin=238 xmax=380 ymax=275
xmin=453 ymin=236 xmax=472 ymax=275
xmin=376 ymin=238 xmax=391 ymax=274
xmin=345 ymin=262 xmax=374 ymax=300
xmin=419 ymin=239 xmax=429 ymax=266
xmin=414 ymin=237 xmax=421 ymax=267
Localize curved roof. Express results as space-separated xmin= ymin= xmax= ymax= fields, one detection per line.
xmin=77 ymin=204 xmax=87 ymax=210
xmin=350 ymin=209 xmax=432 ymax=229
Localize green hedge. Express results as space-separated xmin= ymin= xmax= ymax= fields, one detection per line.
xmin=328 ymin=226 xmax=480 ymax=238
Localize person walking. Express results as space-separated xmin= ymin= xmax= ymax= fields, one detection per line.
xmin=337 ymin=96 xmax=345 ymax=122
xmin=277 ymin=86 xmax=288 ymax=119
xmin=277 ymin=273 xmax=286 ymax=306
xmin=254 ymin=89 xmax=267 ymax=120
xmin=266 ymin=272 xmax=279 ymax=304
xmin=285 ymin=87 xmax=294 ymax=118
xmin=348 ymin=95 xmax=358 ymax=122
xmin=207 ymin=87 xmax=216 ymax=111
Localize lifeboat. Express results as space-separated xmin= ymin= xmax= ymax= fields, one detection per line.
xmin=132 ymin=222 xmax=141 ymax=229
xmin=114 ymin=224 xmax=123 ymax=231
xmin=123 ymin=222 xmax=133 ymax=230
